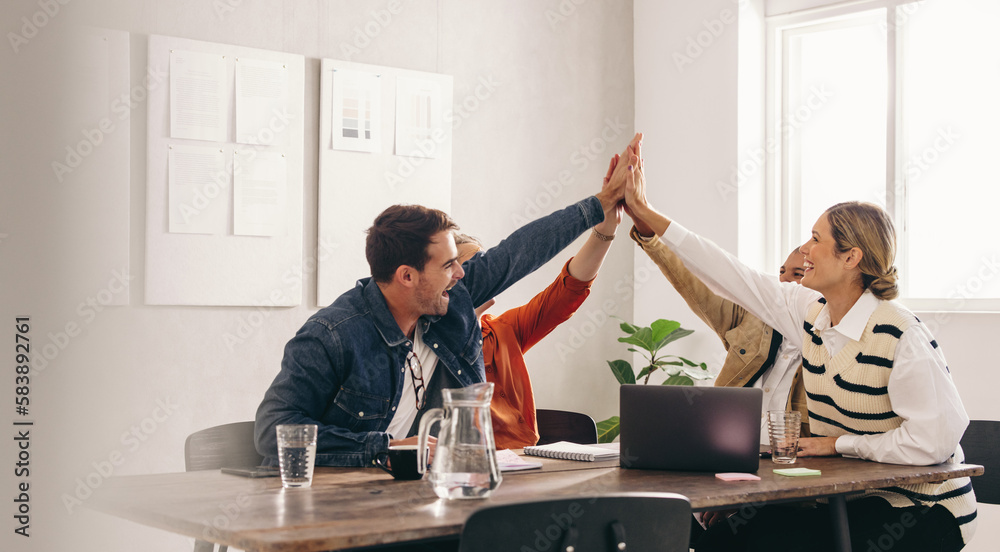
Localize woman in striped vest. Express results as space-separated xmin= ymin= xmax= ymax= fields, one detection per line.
xmin=619 ymin=144 xmax=976 ymax=551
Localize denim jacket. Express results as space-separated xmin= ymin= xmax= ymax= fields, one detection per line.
xmin=255 ymin=197 xmax=605 ymax=467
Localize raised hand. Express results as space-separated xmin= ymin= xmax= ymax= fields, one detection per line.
xmin=596 ymin=132 xmax=642 ymax=215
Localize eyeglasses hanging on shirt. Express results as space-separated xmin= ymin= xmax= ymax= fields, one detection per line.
xmin=406 ymin=350 xmax=426 ymax=410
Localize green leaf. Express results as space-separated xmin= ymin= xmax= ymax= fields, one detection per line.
xmin=618 ymin=321 xmax=639 ymax=335
xmin=663 ymin=374 xmax=695 ymax=386
xmin=618 ymin=327 xmax=655 ymax=351
xmin=626 ymin=347 xmax=639 ymax=354
xmin=654 ymin=360 xmax=683 ymax=367
xmin=653 ymin=327 xmax=695 ymax=350
xmin=681 ymin=367 xmax=713 ymax=380
xmin=650 ymin=319 xmax=681 ymax=344
xmin=596 ymin=416 xmax=620 ymax=443
xmin=677 ymin=356 xmax=698 ymax=367
xmin=608 ymin=359 xmax=635 ymax=385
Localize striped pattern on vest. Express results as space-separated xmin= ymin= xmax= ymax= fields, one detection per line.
xmin=801 ymin=299 xmax=977 ymax=544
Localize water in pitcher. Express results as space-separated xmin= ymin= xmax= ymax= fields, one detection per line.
xmin=427 ymin=443 xmax=494 ymax=499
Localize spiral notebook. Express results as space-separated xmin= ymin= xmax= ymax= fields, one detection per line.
xmin=522 ymin=441 xmax=619 ymax=462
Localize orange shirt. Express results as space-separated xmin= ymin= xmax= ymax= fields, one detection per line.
xmin=481 ymin=260 xmax=593 ymax=450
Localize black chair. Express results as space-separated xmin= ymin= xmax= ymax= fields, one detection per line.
xmin=457 ymin=493 xmax=691 ymax=552
xmin=960 ymin=419 xmax=1000 ymax=504
xmin=536 ymin=409 xmax=598 ymax=445
xmin=185 ymin=421 xmax=264 ymax=552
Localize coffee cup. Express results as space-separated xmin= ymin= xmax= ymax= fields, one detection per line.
xmin=375 ymin=445 xmax=422 ymax=480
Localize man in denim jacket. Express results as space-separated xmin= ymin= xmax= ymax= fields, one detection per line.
xmin=255 ymin=142 xmax=635 ymax=467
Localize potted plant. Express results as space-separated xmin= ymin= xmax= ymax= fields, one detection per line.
xmin=596 ymin=318 xmax=711 ymax=442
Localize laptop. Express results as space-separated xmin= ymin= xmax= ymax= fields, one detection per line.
xmin=619 ymin=384 xmax=763 ymax=472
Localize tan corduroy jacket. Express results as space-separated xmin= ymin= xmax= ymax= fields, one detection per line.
xmin=630 ymin=227 xmax=810 ymax=436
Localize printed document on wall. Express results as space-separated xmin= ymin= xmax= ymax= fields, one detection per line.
xmin=330 ymin=68 xmax=381 ymax=153
xmin=235 ymin=57 xmax=290 ymax=146
xmin=170 ymin=50 xmax=228 ymax=142
xmin=395 ymin=76 xmax=446 ymax=159
xmin=233 ymin=150 xmax=287 ymax=237
xmin=168 ymin=145 xmax=227 ymax=234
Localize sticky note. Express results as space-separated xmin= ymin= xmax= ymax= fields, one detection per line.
xmin=773 ymin=467 xmax=822 ymax=477
xmin=715 ymin=473 xmax=761 ymax=481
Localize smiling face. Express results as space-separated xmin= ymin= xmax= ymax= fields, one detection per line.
xmin=778 ymin=248 xmax=807 ymax=284
xmin=412 ymin=230 xmax=465 ymax=317
xmin=799 ymin=214 xmax=857 ymax=295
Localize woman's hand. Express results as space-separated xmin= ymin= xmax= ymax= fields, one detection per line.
xmin=796 ymin=436 xmax=839 ymax=457
xmin=596 ymin=154 xmax=623 ymax=233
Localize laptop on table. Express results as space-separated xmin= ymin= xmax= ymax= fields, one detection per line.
xmin=619 ymin=385 xmax=763 ymax=473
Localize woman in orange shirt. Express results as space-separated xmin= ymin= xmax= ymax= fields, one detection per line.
xmin=455 ymin=149 xmax=629 ymax=449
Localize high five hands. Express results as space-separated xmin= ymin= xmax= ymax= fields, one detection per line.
xmin=599 ymin=132 xmax=659 ymax=237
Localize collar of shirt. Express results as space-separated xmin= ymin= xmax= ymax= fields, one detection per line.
xmin=813 ymin=290 xmax=880 ymax=356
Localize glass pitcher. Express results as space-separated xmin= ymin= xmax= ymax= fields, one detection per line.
xmin=417 ymin=382 xmax=502 ymax=499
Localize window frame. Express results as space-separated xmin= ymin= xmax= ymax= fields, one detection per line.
xmin=764 ymin=0 xmax=999 ymax=312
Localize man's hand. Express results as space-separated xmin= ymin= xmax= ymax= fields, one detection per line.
xmin=595 ymin=132 xmax=642 ymax=215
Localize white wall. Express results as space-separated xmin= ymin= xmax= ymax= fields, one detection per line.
xmin=634 ymin=1 xmax=1000 ymax=550
xmin=0 ymin=2 xmax=634 ymax=551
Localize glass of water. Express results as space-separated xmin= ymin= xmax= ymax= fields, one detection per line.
xmin=276 ymin=424 xmax=317 ymax=488
xmin=767 ymin=411 xmax=802 ymax=464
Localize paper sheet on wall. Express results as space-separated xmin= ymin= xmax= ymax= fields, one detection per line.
xmin=233 ymin=150 xmax=287 ymax=236
xmin=394 ymin=76 xmax=446 ymax=159
xmin=330 ymin=68 xmax=381 ymax=153
xmin=168 ymin=145 xmax=227 ymax=234
xmin=170 ymin=50 xmax=227 ymax=142
xmin=235 ymin=57 xmax=289 ymax=146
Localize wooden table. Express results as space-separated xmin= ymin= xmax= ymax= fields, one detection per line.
xmin=88 ymin=455 xmax=982 ymax=552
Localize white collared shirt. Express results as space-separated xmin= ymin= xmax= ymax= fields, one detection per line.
xmin=661 ymin=222 xmax=969 ymax=465
xmin=754 ymin=339 xmax=801 ymax=445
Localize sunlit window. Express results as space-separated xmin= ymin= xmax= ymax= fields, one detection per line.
xmin=768 ymin=0 xmax=1000 ymax=309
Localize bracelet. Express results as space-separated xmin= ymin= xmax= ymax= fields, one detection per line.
xmin=592 ymin=228 xmax=615 ymax=241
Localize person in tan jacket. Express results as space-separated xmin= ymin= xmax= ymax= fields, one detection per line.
xmin=629 ymin=228 xmax=811 ymax=442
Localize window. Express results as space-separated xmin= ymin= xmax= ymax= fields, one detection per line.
xmin=766 ymin=0 xmax=1000 ymax=310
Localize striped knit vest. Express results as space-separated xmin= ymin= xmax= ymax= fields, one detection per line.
xmin=802 ymin=299 xmax=977 ymax=544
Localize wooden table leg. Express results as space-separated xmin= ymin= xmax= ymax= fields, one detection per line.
xmin=829 ymin=495 xmax=852 ymax=552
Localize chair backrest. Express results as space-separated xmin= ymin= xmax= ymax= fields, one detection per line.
xmin=184 ymin=421 xmax=263 ymax=472
xmin=960 ymin=419 xmax=1000 ymax=504
xmin=536 ymin=409 xmax=598 ymax=445
xmin=458 ymin=493 xmax=691 ymax=552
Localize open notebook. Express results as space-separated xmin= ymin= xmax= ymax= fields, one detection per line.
xmin=522 ymin=441 xmax=619 ymax=462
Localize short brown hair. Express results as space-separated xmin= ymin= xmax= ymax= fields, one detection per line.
xmin=825 ymin=202 xmax=899 ymax=300
xmin=365 ymin=205 xmax=458 ymax=283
